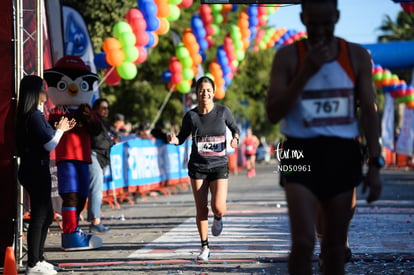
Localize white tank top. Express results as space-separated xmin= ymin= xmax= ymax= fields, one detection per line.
xmin=281 ymin=38 xmax=359 ymax=139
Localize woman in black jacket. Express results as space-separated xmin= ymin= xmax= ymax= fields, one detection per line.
xmin=16 ymin=75 xmax=75 ymax=275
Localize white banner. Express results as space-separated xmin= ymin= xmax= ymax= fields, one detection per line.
xmin=381 ymin=93 xmax=395 ymax=151
xmin=396 ymin=106 xmax=414 ymax=156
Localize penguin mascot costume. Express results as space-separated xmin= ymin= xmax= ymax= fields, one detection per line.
xmin=44 ymin=56 xmax=102 ymax=251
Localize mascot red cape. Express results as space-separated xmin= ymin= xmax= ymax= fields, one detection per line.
xmin=44 ymin=56 xmax=102 ymax=251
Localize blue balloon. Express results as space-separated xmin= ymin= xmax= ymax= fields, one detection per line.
xmin=146 ymin=16 xmax=160 ymax=32
xmin=191 ymin=15 xmax=204 ymax=30
xmin=249 ymin=16 xmax=259 ymax=27
xmin=199 ymin=51 xmax=207 ymax=61
xmin=161 ymin=70 xmax=172 ymax=83
xmin=247 ymin=5 xmax=258 ymax=17
xmin=224 ymin=74 xmax=232 ymax=86
xmin=198 ymin=39 xmax=209 ymax=51
xmin=145 ymin=31 xmax=155 ymax=48
xmin=94 ymin=52 xmax=110 ymax=69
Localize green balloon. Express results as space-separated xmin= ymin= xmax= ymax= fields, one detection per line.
xmin=169 ymin=0 xmax=182 ymax=5
xmin=177 ymin=81 xmax=191 ymax=94
xmin=213 ymin=13 xmax=223 ymax=24
xmin=211 ymin=4 xmax=222 ymax=13
xmin=180 ymin=56 xmax=193 ymax=68
xmin=233 ymin=39 xmax=243 ymax=50
xmin=211 ymin=24 xmax=220 ymax=35
xmin=116 ymin=62 xmax=137 ymax=80
xmin=119 ymin=32 xmax=136 ymax=48
xmin=113 ymin=21 xmax=132 ymax=38
xmin=176 ymin=45 xmax=190 ymax=60
xmin=235 ymin=50 xmax=245 ymax=61
xmin=373 ymin=73 xmax=383 ymax=82
xmin=123 ymin=46 xmax=139 ymax=62
xmin=182 ymin=68 xmax=194 ymax=80
xmin=167 ymin=5 xmax=180 ymax=22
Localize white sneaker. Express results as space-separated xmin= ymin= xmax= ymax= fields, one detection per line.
xmin=212 ymin=218 xmax=223 ymax=236
xmin=26 ymin=261 xmax=57 ymax=275
xmin=39 ymin=260 xmax=59 ymax=271
xmin=197 ymin=246 xmax=210 ymax=261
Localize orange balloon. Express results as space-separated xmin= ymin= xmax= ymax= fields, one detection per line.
xmin=155 ymin=0 xmax=170 ymax=17
xmin=191 ymin=53 xmax=202 ymax=65
xmin=243 ymin=39 xmax=250 ymax=49
xmin=239 ymin=10 xmax=248 ymax=20
xmin=214 ymin=88 xmax=225 ymax=99
xmin=238 ymin=19 xmax=249 ymax=30
xmin=215 ymin=77 xmax=225 ymax=88
xmin=240 ymin=27 xmax=251 ymax=39
xmin=151 ymin=33 xmax=159 ymax=48
xmin=191 ymin=65 xmax=198 ymax=76
xmin=155 ymin=18 xmax=170 ymax=35
xmin=103 ymin=37 xmax=121 ymax=53
xmin=106 ymin=50 xmax=124 ymax=66
xmin=221 ymin=4 xmax=232 ymax=13
xmin=183 ymin=32 xmax=197 ymax=46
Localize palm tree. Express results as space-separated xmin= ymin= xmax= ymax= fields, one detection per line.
xmin=378 ymin=11 xmax=414 ymax=42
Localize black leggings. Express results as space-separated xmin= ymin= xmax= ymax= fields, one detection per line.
xmin=20 ymin=163 xmax=54 ymax=267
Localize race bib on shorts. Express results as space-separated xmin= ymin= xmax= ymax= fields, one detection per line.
xmin=301 ymin=88 xmax=354 ymax=127
xmin=197 ymin=136 xmax=226 ymax=157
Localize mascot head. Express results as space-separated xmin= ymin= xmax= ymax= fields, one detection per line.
xmin=44 ymin=55 xmax=99 ymax=107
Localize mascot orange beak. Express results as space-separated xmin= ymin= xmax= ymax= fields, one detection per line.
xmin=68 ymin=83 xmax=78 ymax=97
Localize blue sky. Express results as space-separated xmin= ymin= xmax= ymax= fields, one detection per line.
xmin=268 ymin=0 xmax=403 ymax=45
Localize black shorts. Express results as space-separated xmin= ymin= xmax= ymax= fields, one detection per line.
xmin=279 ymin=136 xmax=363 ymax=202
xmin=188 ymin=166 xmax=229 ymax=183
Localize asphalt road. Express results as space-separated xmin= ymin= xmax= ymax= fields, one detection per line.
xmin=18 ymin=163 xmax=414 ymax=274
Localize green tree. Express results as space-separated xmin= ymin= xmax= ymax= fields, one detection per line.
xmin=378 ymin=11 xmax=414 ymax=84
xmin=61 ymin=1 xmax=281 ymax=140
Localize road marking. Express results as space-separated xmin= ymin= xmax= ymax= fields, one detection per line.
xmin=128 ymin=210 xmax=291 ymax=259
xmin=128 ymin=207 xmax=414 ymax=260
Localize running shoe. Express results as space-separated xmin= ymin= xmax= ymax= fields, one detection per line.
xmin=90 ymin=223 xmax=111 ymax=233
xmin=61 ymin=227 xmax=102 ymax=251
xmin=197 ymin=246 xmax=210 ymax=261
xmin=39 ymin=261 xmax=59 ymax=271
xmin=212 ymin=218 xmax=223 ymax=236
xmin=25 ymin=261 xmax=57 ymax=275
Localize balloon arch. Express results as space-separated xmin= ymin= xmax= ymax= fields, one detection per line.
xmin=93 ymin=0 xmax=413 ymax=109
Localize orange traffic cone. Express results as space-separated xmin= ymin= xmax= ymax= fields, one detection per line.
xmin=3 ymin=246 xmax=17 ymax=275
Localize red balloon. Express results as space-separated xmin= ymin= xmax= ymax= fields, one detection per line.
xmin=130 ymin=18 xmax=147 ymax=33
xmin=134 ymin=30 xmax=149 ymax=47
xmin=104 ymin=67 xmax=121 ymax=86
xmin=171 ymin=73 xmax=183 ymax=84
xmin=178 ymin=0 xmax=193 ymax=8
xmin=169 ymin=60 xmax=182 ymax=73
xmin=126 ymin=8 xmax=144 ymax=22
xmin=135 ymin=47 xmax=148 ymax=63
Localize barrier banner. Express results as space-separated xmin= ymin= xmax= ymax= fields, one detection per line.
xmin=104 ymin=139 xmax=190 ymax=192
xmin=396 ymin=107 xmax=414 ymax=156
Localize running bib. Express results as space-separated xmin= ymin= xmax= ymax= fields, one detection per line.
xmin=196 ymin=136 xmax=226 ymax=157
xmin=301 ymin=88 xmax=354 ymax=127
